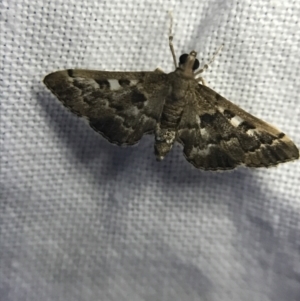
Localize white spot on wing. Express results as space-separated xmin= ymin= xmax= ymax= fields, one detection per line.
xmin=74 ymin=78 xmax=100 ymax=89
xmin=196 ymin=115 xmax=201 ymax=125
xmin=217 ymin=106 xmax=225 ymax=113
xmin=199 ymin=144 xmax=214 ymax=156
xmin=246 ymin=129 xmax=258 ymax=136
xmin=190 ymin=144 xmax=213 ymax=156
xmin=130 ymin=80 xmax=139 ymax=86
xmin=200 ymin=128 xmax=209 ymax=140
xmin=98 ymin=99 xmax=110 ymax=107
xmin=108 ymin=79 xmax=121 ymax=90
xmin=125 ymin=105 xmax=140 ymax=117
xmin=230 ymin=115 xmax=244 ymax=127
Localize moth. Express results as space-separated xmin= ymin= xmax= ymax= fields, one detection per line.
xmin=43 ymin=19 xmax=299 ymax=171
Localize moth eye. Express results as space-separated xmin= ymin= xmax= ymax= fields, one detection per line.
xmin=179 ymin=54 xmax=189 ymax=65
xmin=193 ymin=59 xmax=200 ymax=70
xmin=179 ymin=54 xmax=200 ymax=71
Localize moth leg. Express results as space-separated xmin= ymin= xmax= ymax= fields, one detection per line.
xmin=195 ymin=63 xmax=209 ymax=76
xmin=154 ymin=67 xmax=165 ymax=73
xmin=168 ymin=11 xmax=177 ymax=68
xmin=196 ymin=77 xmax=207 ymax=86
xmin=194 ymin=44 xmax=224 ymax=76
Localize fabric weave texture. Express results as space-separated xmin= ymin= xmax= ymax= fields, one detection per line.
xmin=1 ymin=1 xmax=300 ymax=300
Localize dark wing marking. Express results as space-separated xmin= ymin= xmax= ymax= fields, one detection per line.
xmin=176 ymin=84 xmax=299 ymax=170
xmin=43 ymin=69 xmax=169 ymax=145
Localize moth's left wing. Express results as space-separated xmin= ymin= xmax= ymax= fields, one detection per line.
xmin=177 ymin=84 xmax=299 ymax=170
xmin=43 ymin=69 xmax=169 ymax=145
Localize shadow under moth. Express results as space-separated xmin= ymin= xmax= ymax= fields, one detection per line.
xmin=43 ymin=19 xmax=299 ymax=171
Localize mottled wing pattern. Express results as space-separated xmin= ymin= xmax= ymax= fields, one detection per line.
xmin=177 ymin=84 xmax=299 ymax=170
xmin=44 ymin=69 xmax=169 ymax=145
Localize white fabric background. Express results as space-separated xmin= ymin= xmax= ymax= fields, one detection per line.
xmin=1 ymin=0 xmax=300 ymax=300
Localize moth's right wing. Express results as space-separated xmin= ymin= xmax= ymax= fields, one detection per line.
xmin=176 ymin=84 xmax=299 ymax=170
xmin=43 ymin=69 xmax=169 ymax=145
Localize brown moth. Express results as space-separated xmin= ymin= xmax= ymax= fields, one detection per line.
xmin=43 ymin=17 xmax=299 ymax=171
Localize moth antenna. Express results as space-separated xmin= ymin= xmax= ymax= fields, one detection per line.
xmin=168 ymin=11 xmax=177 ymax=68
xmin=195 ymin=44 xmax=224 ymax=76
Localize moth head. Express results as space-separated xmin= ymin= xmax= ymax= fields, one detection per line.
xmin=179 ymin=51 xmax=200 ymax=75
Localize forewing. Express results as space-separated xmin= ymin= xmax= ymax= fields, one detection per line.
xmin=177 ymin=84 xmax=299 ymax=170
xmin=43 ymin=69 xmax=169 ymax=145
